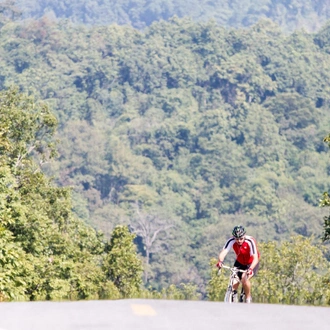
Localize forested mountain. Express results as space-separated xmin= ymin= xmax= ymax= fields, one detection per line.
xmin=13 ymin=0 xmax=330 ymax=32
xmin=0 ymin=88 xmax=146 ymax=301
xmin=1 ymin=14 xmax=330 ymax=292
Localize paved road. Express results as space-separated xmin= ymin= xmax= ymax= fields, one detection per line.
xmin=0 ymin=299 xmax=328 ymax=330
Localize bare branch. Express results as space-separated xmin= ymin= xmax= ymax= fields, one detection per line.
xmin=130 ymin=202 xmax=175 ymax=283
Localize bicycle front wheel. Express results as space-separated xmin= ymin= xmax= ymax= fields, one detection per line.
xmin=224 ymin=286 xmax=234 ymax=303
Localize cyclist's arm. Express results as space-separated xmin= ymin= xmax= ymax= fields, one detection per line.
xmin=245 ymin=236 xmax=259 ymax=271
xmin=250 ymin=253 xmax=259 ymax=271
xmin=218 ymin=249 xmax=229 ymax=263
xmin=218 ymin=238 xmax=234 ymax=263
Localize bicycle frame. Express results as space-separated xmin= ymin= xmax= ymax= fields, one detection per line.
xmin=218 ymin=265 xmax=247 ymax=303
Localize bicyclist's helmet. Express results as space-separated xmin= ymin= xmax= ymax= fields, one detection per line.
xmin=232 ymin=225 xmax=246 ymax=238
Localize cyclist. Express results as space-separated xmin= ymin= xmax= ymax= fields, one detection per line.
xmin=216 ymin=225 xmax=260 ymax=303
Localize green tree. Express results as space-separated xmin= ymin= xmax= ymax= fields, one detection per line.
xmin=0 ymin=88 xmax=115 ymax=301
xmin=254 ymin=236 xmax=330 ymax=305
xmin=320 ymin=191 xmax=330 ymax=241
xmin=102 ymin=225 xmax=143 ymax=297
xmin=320 ymin=133 xmax=330 ymax=241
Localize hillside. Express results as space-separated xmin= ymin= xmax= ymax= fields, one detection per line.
xmin=1 ymin=14 xmax=330 ymax=290
xmin=13 ymin=0 xmax=330 ymax=32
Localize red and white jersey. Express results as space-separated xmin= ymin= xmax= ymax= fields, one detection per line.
xmin=222 ymin=235 xmax=260 ymax=265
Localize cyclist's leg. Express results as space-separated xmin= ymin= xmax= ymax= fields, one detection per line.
xmin=233 ymin=260 xmax=246 ymax=292
xmin=232 ymin=280 xmax=239 ymax=292
xmin=241 ymin=273 xmax=251 ymax=300
xmin=242 ymin=262 xmax=259 ymax=302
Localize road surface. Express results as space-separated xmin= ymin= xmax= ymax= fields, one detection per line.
xmin=0 ymin=299 xmax=328 ymax=330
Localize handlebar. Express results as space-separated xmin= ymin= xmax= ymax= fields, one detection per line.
xmin=222 ymin=265 xmax=247 ymax=272
xmin=217 ymin=265 xmax=247 ymax=275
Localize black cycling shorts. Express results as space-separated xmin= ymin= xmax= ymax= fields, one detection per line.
xmin=233 ymin=260 xmax=260 ymax=279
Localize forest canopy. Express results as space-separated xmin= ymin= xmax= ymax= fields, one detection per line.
xmin=0 ymin=2 xmax=330 ymax=294
xmin=14 ymin=0 xmax=330 ymax=32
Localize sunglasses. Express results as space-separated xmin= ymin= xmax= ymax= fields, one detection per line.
xmin=235 ymin=237 xmax=245 ymax=241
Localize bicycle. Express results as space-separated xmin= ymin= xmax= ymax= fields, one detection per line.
xmin=218 ymin=265 xmax=247 ymax=303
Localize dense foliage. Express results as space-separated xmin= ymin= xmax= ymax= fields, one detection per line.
xmin=13 ymin=0 xmax=330 ymax=32
xmin=0 ymin=90 xmax=202 ymax=301
xmin=0 ymin=6 xmax=330 ymax=297
xmin=0 ymin=88 xmax=100 ymax=300
xmin=103 ymin=225 xmax=143 ymax=297
xmin=0 ymin=90 xmax=148 ymax=301
xmin=319 ymin=133 xmax=330 ymax=242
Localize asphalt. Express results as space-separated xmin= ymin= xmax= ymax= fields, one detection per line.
xmin=0 ymin=299 xmax=328 ymax=330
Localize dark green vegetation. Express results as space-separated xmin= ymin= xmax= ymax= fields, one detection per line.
xmin=14 ymin=0 xmax=330 ymax=32
xmin=1 ymin=1 xmax=330 ymax=303
xmin=0 ymin=89 xmax=143 ymax=300
xmin=0 ymin=87 xmax=201 ymax=302
xmin=319 ymin=134 xmax=330 ymax=242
